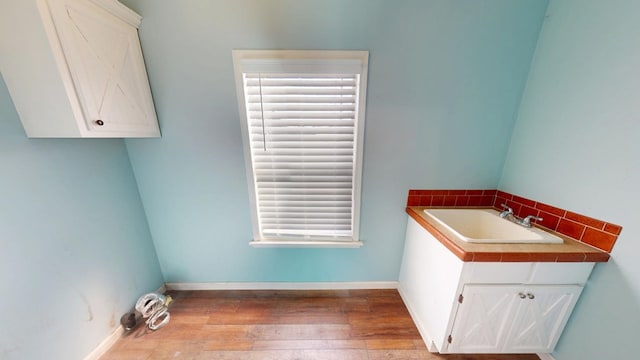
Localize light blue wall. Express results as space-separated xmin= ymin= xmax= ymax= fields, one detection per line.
xmin=499 ymin=0 xmax=640 ymax=358
xmin=122 ymin=0 xmax=548 ymax=282
xmin=0 ymin=75 xmax=163 ymax=360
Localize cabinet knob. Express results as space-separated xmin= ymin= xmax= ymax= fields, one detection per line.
xmin=518 ymin=292 xmax=526 ymax=299
xmin=95 ymin=120 xmax=104 ymax=126
xmin=527 ymin=293 xmax=535 ymax=300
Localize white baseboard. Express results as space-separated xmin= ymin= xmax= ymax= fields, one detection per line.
xmin=83 ymin=283 xmax=167 ymax=360
xmin=537 ymin=354 xmax=556 ymax=360
xmin=165 ymin=281 xmax=399 ymax=291
xmin=156 ymin=283 xmax=167 ymax=294
xmin=83 ymin=325 xmax=123 ymax=360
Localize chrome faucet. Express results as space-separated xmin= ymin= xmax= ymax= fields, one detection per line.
xmin=499 ymin=204 xmax=543 ymax=228
xmin=518 ymin=215 xmax=543 ymax=228
xmin=499 ymin=204 xmax=513 ymax=218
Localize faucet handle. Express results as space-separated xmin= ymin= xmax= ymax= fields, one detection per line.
xmin=499 ymin=204 xmax=513 ymax=218
xmin=522 ymin=215 xmax=543 ymax=227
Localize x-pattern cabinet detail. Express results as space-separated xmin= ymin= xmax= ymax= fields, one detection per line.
xmin=0 ymin=0 xmax=160 ymax=138
xmin=399 ymin=217 xmax=595 ymax=354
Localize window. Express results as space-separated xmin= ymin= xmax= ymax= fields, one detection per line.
xmin=232 ymin=50 xmax=368 ymax=247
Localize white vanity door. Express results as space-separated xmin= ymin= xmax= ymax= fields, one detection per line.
xmin=504 ymin=285 xmax=583 ymax=353
xmin=45 ymin=0 xmax=159 ymax=137
xmin=447 ymin=285 xmax=521 ymax=353
xmin=448 ymin=284 xmax=583 ymax=354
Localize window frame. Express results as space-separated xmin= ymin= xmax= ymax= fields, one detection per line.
xmin=232 ymin=50 xmax=368 ymax=248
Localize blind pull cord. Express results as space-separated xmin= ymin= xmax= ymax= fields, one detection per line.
xmin=258 ymin=74 xmax=266 ymax=151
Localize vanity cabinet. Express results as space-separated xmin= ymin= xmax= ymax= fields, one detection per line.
xmin=449 ymin=284 xmax=582 ymax=353
xmin=399 ymin=217 xmax=594 ymax=354
xmin=0 ymin=0 xmax=159 ymax=138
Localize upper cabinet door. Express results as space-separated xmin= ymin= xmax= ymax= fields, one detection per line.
xmin=45 ymin=0 xmax=160 ymax=137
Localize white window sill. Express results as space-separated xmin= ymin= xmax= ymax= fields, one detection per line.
xmin=249 ymin=240 xmax=364 ymax=248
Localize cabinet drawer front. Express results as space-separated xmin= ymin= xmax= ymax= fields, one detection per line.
xmin=462 ymin=263 xmax=532 ymax=284
xmin=462 ymin=262 xmax=595 ymax=285
xmin=528 ymin=263 xmax=594 ymax=285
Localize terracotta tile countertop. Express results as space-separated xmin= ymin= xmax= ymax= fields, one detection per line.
xmin=406 ymin=206 xmax=610 ymax=263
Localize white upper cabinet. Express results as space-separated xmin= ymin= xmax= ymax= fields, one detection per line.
xmin=0 ymin=0 xmax=160 ymax=138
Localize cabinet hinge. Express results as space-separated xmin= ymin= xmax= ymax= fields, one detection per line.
xmin=458 ymin=294 xmax=464 ymax=303
xmin=448 ymin=335 xmax=453 ymax=344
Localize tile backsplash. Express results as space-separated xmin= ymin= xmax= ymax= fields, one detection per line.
xmin=407 ymin=189 xmax=622 ymax=253
xmin=407 ymin=189 xmax=497 ymax=207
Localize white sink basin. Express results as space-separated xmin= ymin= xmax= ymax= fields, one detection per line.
xmin=423 ymin=209 xmax=563 ymax=244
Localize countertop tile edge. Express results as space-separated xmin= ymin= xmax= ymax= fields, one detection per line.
xmin=406 ymin=206 xmax=609 ymax=263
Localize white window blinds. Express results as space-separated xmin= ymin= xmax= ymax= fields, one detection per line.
xmin=233 ymin=51 xmax=368 ymax=245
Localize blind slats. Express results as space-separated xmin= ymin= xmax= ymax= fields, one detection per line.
xmin=248 ymin=105 xmax=356 ymax=113
xmin=256 ymin=177 xmax=353 ymax=183
xmin=252 ymin=143 xmax=353 ymax=150
xmin=250 ymin=127 xmax=354 ymax=136
xmin=256 ymin=172 xmax=352 ymax=178
xmin=250 ymin=119 xmax=354 ymax=127
xmin=243 ymin=71 xmax=360 ymax=240
xmin=262 ymin=218 xmax=351 ymax=224
xmin=258 ymin=182 xmax=353 ymax=189
xmin=260 ymin=195 xmax=351 ymax=204
xmin=245 ymin=76 xmax=357 ymax=87
xmin=251 ymin=143 xmax=354 ymax=151
xmin=259 ymin=193 xmax=353 ymax=200
xmin=262 ymin=230 xmax=352 ymax=237
xmin=255 ymin=163 xmax=353 ymax=170
xmin=248 ymin=111 xmax=355 ymax=119
xmin=259 ymin=189 xmax=352 ymax=195
xmin=262 ymin=206 xmax=351 ymax=212
xmin=264 ymin=224 xmax=353 ymax=231
xmin=246 ymin=96 xmax=355 ymax=104
xmin=250 ymin=133 xmax=354 ymax=142
xmin=246 ymin=88 xmax=356 ymax=96
xmin=253 ymin=149 xmax=354 ymax=156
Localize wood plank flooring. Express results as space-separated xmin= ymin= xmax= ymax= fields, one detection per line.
xmin=101 ymin=289 xmax=540 ymax=360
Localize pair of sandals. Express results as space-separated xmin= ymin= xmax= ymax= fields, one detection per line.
xmin=121 ymin=292 xmax=173 ymax=331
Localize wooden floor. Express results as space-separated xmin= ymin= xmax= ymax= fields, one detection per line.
xmin=101 ymin=289 xmax=540 ymax=360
